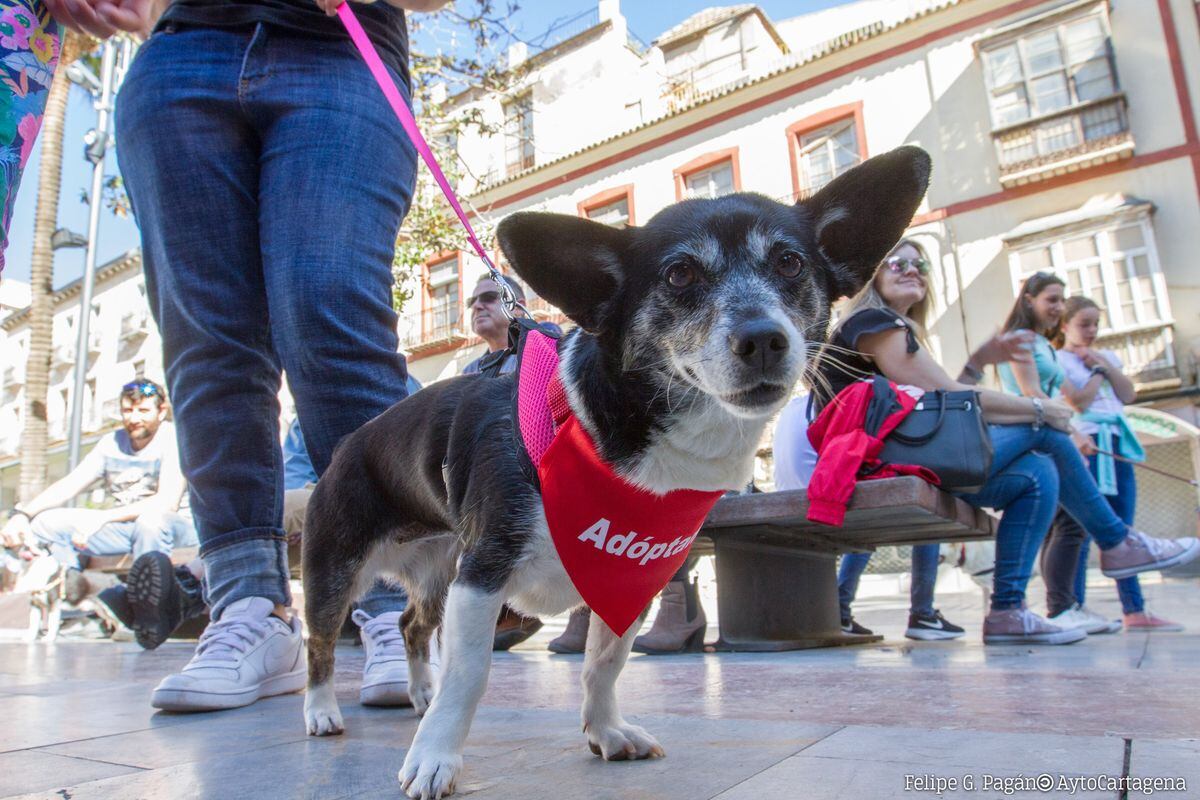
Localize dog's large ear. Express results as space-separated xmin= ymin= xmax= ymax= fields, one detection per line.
xmin=497 ymin=212 xmax=628 ymax=333
xmin=802 ymin=145 xmax=932 ymax=297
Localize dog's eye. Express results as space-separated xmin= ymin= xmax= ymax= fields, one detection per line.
xmin=777 ymin=251 xmax=804 ymax=278
xmin=666 ymin=260 xmax=698 ymax=288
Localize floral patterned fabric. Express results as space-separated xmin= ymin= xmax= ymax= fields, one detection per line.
xmin=0 ymin=0 xmax=59 ymax=274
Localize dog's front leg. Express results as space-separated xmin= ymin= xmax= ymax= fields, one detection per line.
xmin=399 ymin=582 xmax=503 ymax=800
xmin=581 ymin=610 xmax=664 ymax=761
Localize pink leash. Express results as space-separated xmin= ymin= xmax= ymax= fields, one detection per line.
xmin=336 ymin=4 xmax=510 ymax=302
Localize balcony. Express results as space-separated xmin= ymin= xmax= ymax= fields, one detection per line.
xmin=51 ymin=343 xmax=75 ymax=367
xmin=119 ymin=311 xmax=150 ymax=341
xmin=1 ymin=366 xmax=22 ymax=402
xmin=993 ymin=95 xmax=1133 ymax=187
xmin=398 ymin=307 xmax=468 ymax=355
xmin=1095 ymin=323 xmax=1179 ymax=392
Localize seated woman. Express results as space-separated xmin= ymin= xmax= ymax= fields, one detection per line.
xmin=776 ymin=241 xmax=1034 ymax=641
xmin=810 ymin=245 xmax=1198 ymax=645
xmin=998 ymin=287 xmax=1183 ymax=633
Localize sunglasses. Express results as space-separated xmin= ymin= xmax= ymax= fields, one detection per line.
xmin=467 ymin=290 xmax=502 ymax=307
xmin=122 ymin=381 xmax=162 ymax=398
xmin=884 ymin=256 xmax=930 ymax=276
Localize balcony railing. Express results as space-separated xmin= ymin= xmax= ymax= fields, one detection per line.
xmin=398 ymin=297 xmax=569 ymax=356
xmin=399 ymin=307 xmax=468 ymax=353
xmin=993 ymin=95 xmax=1134 ymax=186
xmin=1095 ymin=323 xmax=1178 ymax=389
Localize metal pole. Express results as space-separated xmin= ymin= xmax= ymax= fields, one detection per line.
xmin=67 ymin=42 xmax=117 ymax=471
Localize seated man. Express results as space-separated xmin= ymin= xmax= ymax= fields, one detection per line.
xmin=461 ymin=275 xmax=552 ymax=649
xmin=1 ymin=380 xmax=195 ymax=610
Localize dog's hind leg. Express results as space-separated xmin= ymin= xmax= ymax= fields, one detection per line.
xmin=581 ymin=609 xmax=664 ymax=761
xmin=302 ymin=489 xmax=368 ymax=737
xmin=399 ymin=580 xmax=504 ymax=800
xmin=400 ymin=542 xmax=454 ymax=716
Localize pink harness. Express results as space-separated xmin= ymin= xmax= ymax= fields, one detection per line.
xmin=515 ymin=329 xmax=723 ymax=637
xmin=340 ymin=9 xmax=722 ymax=636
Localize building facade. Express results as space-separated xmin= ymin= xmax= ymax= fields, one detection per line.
xmin=405 ymin=0 xmax=1200 ymax=447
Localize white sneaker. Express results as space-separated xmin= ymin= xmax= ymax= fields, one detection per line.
xmin=151 ymin=597 xmax=306 ymax=711
xmin=354 ymin=609 xmax=440 ymax=707
xmin=1074 ymin=604 xmax=1122 ymax=635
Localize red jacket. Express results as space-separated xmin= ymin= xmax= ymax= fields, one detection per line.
xmin=806 ymin=377 xmax=939 ymax=526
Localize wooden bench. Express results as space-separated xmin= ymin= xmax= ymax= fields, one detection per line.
xmin=81 ymin=477 xmax=994 ymax=653
xmin=694 ymin=476 xmax=995 ymax=652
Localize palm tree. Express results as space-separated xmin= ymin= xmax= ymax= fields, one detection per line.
xmin=17 ymin=31 xmax=89 ymax=503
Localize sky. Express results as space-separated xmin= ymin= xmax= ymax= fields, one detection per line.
xmin=3 ymin=0 xmax=849 ymax=290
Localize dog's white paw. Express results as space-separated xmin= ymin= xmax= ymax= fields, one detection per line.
xmin=399 ymin=747 xmax=462 ymax=799
xmin=409 ymin=678 xmax=436 ymax=716
xmin=585 ymin=722 xmax=665 ymax=761
xmin=304 ymin=693 xmax=344 ymax=737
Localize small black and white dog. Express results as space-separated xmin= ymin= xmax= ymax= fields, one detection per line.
xmin=302 ymin=146 xmax=932 ymax=798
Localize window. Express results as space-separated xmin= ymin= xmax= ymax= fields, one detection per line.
xmin=981 ymin=11 xmax=1117 ymax=127
xmin=684 ymin=162 xmax=734 ymax=199
xmin=579 ymin=185 xmax=635 ymax=229
xmin=426 ymin=255 xmax=460 ymax=339
xmin=796 ymin=119 xmax=861 ymax=195
xmin=1010 ymin=217 xmax=1170 ymax=333
xmin=585 ymin=197 xmax=631 ymax=228
xmin=674 ymin=148 xmax=741 ymax=201
xmin=503 ymin=94 xmax=534 ymax=175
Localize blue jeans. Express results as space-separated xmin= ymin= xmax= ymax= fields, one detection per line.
xmin=1040 ymin=446 xmax=1142 ymax=615
xmin=838 ymin=544 xmax=939 ymax=620
xmin=116 ymin=23 xmax=415 ymax=620
xmin=957 ymin=424 xmax=1131 ymax=610
xmin=31 ymin=508 xmax=198 ymax=569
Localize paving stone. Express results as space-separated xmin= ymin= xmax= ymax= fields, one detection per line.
xmin=0 ymin=751 xmax=142 ymax=797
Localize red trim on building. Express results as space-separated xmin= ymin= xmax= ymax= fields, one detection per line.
xmin=910 ymin=142 xmax=1200 ymax=225
xmin=783 ymin=101 xmax=868 ymax=200
xmin=1156 ymin=0 xmax=1200 ymax=202
xmin=672 ymin=147 xmax=742 ymax=201
xmin=577 ymin=184 xmax=637 ymax=224
xmin=420 ymin=250 xmax=464 ymax=340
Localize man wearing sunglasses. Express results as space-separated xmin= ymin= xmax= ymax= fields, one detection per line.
xmin=2 ymin=380 xmax=196 ymax=609
xmin=462 ymin=275 xmax=529 ymax=375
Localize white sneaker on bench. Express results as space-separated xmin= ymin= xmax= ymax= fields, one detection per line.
xmin=151 ymin=597 xmax=306 ymax=711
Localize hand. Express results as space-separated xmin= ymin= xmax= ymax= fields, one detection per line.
xmin=1080 ymin=348 xmax=1102 ymax=368
xmin=93 ymin=0 xmax=158 ymax=35
xmin=1042 ymin=399 xmax=1073 ymax=433
xmin=972 ymin=329 xmax=1036 ymax=368
xmin=2 ymin=514 xmax=31 ymax=549
xmin=45 ymin=0 xmax=119 ymax=37
xmin=1070 ymin=429 xmax=1097 ymax=456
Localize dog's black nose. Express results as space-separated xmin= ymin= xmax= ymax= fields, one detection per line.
xmin=729 ymin=320 xmax=789 ymax=371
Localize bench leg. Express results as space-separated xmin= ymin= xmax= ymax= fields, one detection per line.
xmin=711 ymin=539 xmax=882 ymax=651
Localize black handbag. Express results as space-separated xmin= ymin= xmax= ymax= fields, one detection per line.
xmin=878 ymin=389 xmax=993 ymax=492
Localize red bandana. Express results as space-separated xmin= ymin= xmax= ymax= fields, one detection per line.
xmin=519 ymin=330 xmax=724 ymax=637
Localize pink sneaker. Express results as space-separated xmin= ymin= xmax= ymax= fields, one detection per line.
xmin=983 ymin=607 xmax=1087 ymax=645
xmin=1124 ymin=611 xmax=1184 ymax=633
xmin=1099 ymin=531 xmax=1199 ymax=579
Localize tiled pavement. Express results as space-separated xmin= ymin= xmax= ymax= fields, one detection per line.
xmin=1 ymin=572 xmax=1197 ymax=799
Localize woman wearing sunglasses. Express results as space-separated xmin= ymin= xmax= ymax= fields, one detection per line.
xmin=805 ymin=242 xmax=1197 ymax=644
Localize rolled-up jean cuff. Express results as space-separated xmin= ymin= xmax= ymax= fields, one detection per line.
xmin=201 ymin=529 xmax=292 ymax=620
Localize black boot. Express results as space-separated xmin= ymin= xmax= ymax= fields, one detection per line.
xmin=126 ymin=552 xmax=207 ymax=650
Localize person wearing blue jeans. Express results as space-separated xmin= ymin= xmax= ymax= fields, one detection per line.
xmin=110 ymin=0 xmax=447 ymax=712
xmin=836 ymin=545 xmax=942 ymax=636
xmin=812 ymin=254 xmax=1198 ymax=645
